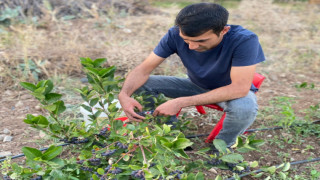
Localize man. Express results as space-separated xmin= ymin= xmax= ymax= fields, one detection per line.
xmin=118 ymin=3 xmax=265 ymax=148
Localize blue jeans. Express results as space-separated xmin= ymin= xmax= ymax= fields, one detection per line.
xmin=136 ymin=75 xmax=258 ymax=147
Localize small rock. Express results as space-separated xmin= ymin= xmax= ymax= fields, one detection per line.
xmin=3 ymin=136 xmax=13 ymax=142
xmin=122 ymin=28 xmax=132 ymax=33
xmin=0 ymin=135 xmax=5 ymax=141
xmin=0 ymin=151 xmax=12 ymax=159
xmin=35 ymin=105 xmax=41 ymax=110
xmin=279 ymin=73 xmax=286 ymax=78
xmin=267 ymin=134 xmax=272 ymax=138
xmin=3 ymin=128 xmax=11 ymax=134
xmin=15 ymin=101 xmax=24 ymax=108
xmin=4 ymin=90 xmax=13 ymax=96
xmin=209 ymin=168 xmax=218 ymax=174
xmin=20 ymin=94 xmax=33 ymax=100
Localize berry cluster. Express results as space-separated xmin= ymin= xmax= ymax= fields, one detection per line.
xmin=88 ymin=158 xmax=101 ymax=166
xmin=149 ymin=163 xmax=156 ymax=168
xmin=101 ymin=149 xmax=116 ymax=156
xmin=226 ymin=162 xmax=250 ymax=174
xmin=60 ymin=137 xmax=89 ymax=144
xmin=207 ymin=158 xmax=222 ymax=166
xmin=98 ymin=127 xmax=110 ymax=137
xmin=131 ymin=169 xmax=145 ymax=179
xmin=76 ymin=160 xmax=85 ymax=164
xmin=110 ymin=167 xmax=122 ymax=174
xmin=116 ymin=142 xmax=128 ymax=149
xmin=3 ymin=176 xmax=12 ymax=180
xmin=169 ymin=170 xmax=183 ymax=180
xmin=104 ymin=165 xmax=122 ymax=174
xmin=30 ymin=176 xmax=42 ymax=180
xmin=80 ymin=166 xmax=93 ymax=172
xmin=104 ymin=165 xmax=112 ymax=172
xmin=136 ymin=110 xmax=154 ymax=117
xmin=92 ymin=141 xmax=106 ymax=148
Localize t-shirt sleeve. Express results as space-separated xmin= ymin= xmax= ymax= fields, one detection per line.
xmin=231 ymin=35 xmax=265 ymax=66
xmin=153 ymin=28 xmax=177 ymax=58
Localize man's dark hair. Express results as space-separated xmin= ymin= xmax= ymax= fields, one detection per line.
xmin=175 ymin=3 xmax=229 ymax=37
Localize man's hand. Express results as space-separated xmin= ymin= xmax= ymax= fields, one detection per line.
xmin=153 ymin=99 xmax=182 ymax=117
xmin=118 ymin=94 xmax=145 ymax=122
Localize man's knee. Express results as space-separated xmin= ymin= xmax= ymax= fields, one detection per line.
xmin=225 ymin=95 xmax=258 ymax=120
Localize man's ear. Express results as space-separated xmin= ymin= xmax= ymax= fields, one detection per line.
xmin=220 ymin=26 xmax=230 ymax=36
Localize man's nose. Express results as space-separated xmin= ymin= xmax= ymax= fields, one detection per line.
xmin=188 ymin=42 xmax=199 ymax=50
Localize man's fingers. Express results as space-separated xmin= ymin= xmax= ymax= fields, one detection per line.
xmin=126 ymin=113 xmax=143 ymax=122
xmin=132 ymin=112 xmax=145 ymax=120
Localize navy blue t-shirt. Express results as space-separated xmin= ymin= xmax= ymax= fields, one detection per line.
xmin=153 ymin=25 xmax=265 ymax=91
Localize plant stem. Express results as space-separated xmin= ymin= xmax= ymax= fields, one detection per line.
xmin=140 ymin=145 xmax=147 ymax=165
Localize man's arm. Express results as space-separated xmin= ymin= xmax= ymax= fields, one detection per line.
xmin=119 ymin=52 xmax=165 ymax=121
xmin=153 ymin=65 xmax=256 ymax=116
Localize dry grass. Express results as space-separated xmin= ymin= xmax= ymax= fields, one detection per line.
xmin=0 ymin=0 xmax=319 ymax=90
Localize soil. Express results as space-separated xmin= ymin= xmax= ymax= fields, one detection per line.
xmin=0 ymin=0 xmax=320 ymax=179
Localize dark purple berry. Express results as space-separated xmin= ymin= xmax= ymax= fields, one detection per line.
xmin=131 ymin=169 xmax=145 ymax=179
xmin=208 ymin=158 xmax=222 ymax=166
xmin=101 ymin=149 xmax=116 ymax=156
xmin=111 ymin=167 xmax=122 ymax=174
xmin=116 ymin=142 xmax=128 ymax=149
xmin=104 ymin=165 xmax=111 ymax=172
xmin=76 ymin=160 xmax=84 ymax=164
xmin=80 ymin=166 xmax=93 ymax=172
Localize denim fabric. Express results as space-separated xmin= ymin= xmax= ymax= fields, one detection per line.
xmin=135 ymin=75 xmax=258 ymax=146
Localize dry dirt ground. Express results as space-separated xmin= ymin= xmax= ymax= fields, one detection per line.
xmin=0 ymin=0 xmax=320 ymax=179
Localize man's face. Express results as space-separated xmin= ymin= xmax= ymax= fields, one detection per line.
xmin=179 ymin=26 xmax=230 ymax=52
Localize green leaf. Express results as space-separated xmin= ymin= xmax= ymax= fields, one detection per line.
xmin=266 ymin=166 xmax=277 ymax=174
xmin=93 ymin=58 xmax=107 ymax=67
xmin=43 ymin=80 xmax=54 ymax=95
xmin=213 ymin=139 xmax=227 ymax=154
xmin=198 ymin=147 xmax=210 ymax=153
xmin=163 ymin=124 xmax=171 ymax=134
xmin=22 ymin=147 xmax=42 ymax=160
xmin=126 ymin=124 xmax=135 ymax=131
xmin=174 ymin=149 xmax=189 ymax=159
xmin=81 ymin=104 xmax=92 ymax=112
xmin=187 ymin=173 xmax=196 ymax=180
xmin=278 ymin=172 xmax=287 ymax=179
xmin=45 ymin=93 xmax=62 ymax=104
xmin=172 ymin=138 xmax=193 ymax=149
xmin=49 ymin=124 xmax=61 ymax=133
xmin=101 ymin=66 xmax=116 ymax=78
xmin=220 ymin=154 xmax=244 ymax=163
xmin=123 ymin=154 xmax=130 ymax=161
xmin=20 ymin=82 xmax=37 ymax=92
xmin=102 ymin=80 xmax=119 ymax=87
xmin=250 ymin=161 xmax=259 ymax=168
xmin=107 ymin=102 xmax=118 ymax=112
xmin=195 ymin=172 xmax=205 ymax=180
xmin=249 ymin=139 xmax=265 ymax=147
xmin=48 ymin=158 xmax=65 ymax=168
xmin=253 ymin=172 xmax=264 ymax=178
xmin=36 ymin=115 xmax=49 ymax=128
xmin=214 ymin=175 xmax=223 ymax=180
xmin=89 ymin=98 xmax=99 ymax=106
xmin=97 ymin=168 xmax=104 ymax=175
xmin=49 ymin=169 xmax=65 ymax=180
xmin=43 ymin=104 xmax=56 ymax=112
xmin=53 ymin=101 xmax=66 ymax=115
xmin=42 ymin=146 xmax=63 ymax=160
xmin=86 ymin=67 xmax=99 ymax=76
xmin=282 ymin=162 xmax=290 ymax=172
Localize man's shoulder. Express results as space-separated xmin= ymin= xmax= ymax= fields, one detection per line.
xmin=167 ymin=26 xmax=180 ymax=37
xmin=227 ymin=25 xmax=257 ymax=41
